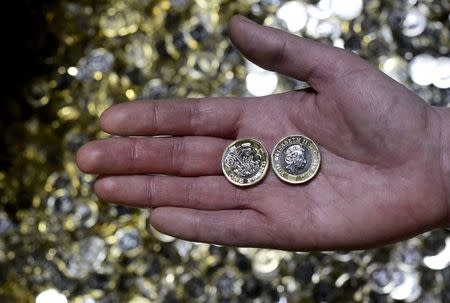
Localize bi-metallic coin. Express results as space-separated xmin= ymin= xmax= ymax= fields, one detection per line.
xmin=222 ymin=138 xmax=269 ymax=187
xmin=271 ymin=135 xmax=321 ymax=184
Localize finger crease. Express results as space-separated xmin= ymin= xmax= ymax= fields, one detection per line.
xmin=271 ymin=38 xmax=288 ymax=70
xmin=194 ymin=211 xmax=201 ymax=241
xmin=145 ymin=177 xmax=155 ymax=209
xmin=129 ymin=139 xmax=139 ymax=169
xmin=186 ymin=178 xmax=196 ymax=208
xmin=234 ymin=189 xmax=249 ymax=209
xmin=171 ymin=138 xmax=186 ymax=175
xmin=152 ymin=103 xmax=161 ymax=133
xmin=232 ymin=103 xmax=246 ymax=138
xmin=188 ymin=100 xmax=200 ymax=134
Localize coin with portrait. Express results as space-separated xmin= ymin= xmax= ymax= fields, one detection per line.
xmin=222 ymin=138 xmax=269 ymax=187
xmin=271 ymin=135 xmax=321 ymax=184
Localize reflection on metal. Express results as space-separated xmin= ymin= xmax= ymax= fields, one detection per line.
xmin=423 ymin=237 xmax=450 ymax=270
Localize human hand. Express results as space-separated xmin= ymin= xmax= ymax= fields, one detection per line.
xmin=76 ymin=15 xmax=450 ymax=251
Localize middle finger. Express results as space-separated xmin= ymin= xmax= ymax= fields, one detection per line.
xmin=76 ymin=136 xmax=230 ymax=176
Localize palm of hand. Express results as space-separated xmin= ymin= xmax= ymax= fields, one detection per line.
xmin=76 ymin=16 xmax=448 ymax=250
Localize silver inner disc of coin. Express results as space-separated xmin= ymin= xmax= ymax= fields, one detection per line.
xmin=278 ymin=143 xmax=312 ymax=175
xmin=224 ymin=143 xmax=263 ymax=178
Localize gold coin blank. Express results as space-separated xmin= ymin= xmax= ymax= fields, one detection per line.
xmin=271 ymin=135 xmax=321 ymax=184
xmin=221 ymin=138 xmax=269 ymax=187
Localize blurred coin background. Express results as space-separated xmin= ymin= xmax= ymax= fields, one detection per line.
xmin=0 ymin=0 xmax=449 ymax=302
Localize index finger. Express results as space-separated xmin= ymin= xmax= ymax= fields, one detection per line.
xmin=100 ymin=98 xmax=245 ymax=138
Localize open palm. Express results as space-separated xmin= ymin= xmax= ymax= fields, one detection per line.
xmin=77 ymin=16 xmax=449 ymax=250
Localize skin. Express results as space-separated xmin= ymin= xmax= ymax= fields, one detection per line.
xmin=76 ymin=16 xmax=450 ymax=251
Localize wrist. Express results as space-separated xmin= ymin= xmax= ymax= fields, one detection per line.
xmin=438 ymin=108 xmax=450 ymax=223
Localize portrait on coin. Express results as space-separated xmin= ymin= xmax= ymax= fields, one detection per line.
xmin=283 ymin=144 xmax=308 ymax=175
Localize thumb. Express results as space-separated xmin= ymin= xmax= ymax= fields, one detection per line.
xmin=228 ymin=15 xmax=365 ymax=91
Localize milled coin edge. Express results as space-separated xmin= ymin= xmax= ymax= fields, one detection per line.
xmin=221 ymin=138 xmax=270 ymax=187
xmin=271 ymin=135 xmax=321 ymax=184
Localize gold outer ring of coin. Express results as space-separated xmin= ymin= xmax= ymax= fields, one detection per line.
xmin=221 ymin=138 xmax=270 ymax=187
xmin=271 ymin=135 xmax=321 ymax=184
